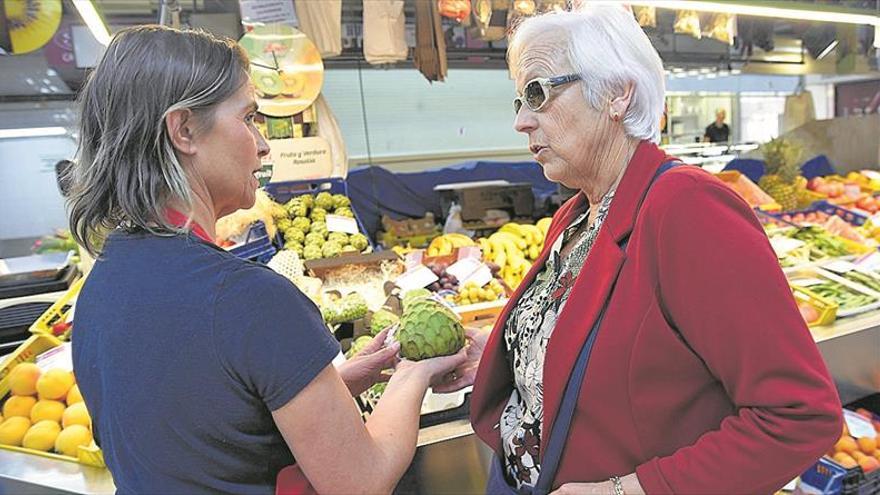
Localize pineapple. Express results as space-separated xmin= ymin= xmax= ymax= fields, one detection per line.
xmin=758 ymin=137 xmax=804 ymax=211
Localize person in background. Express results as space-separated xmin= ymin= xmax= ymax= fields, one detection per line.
xmin=704 ymin=108 xmax=730 ymax=143
xmin=442 ymin=5 xmax=842 ymax=494
xmin=66 ymin=25 xmax=465 ymax=494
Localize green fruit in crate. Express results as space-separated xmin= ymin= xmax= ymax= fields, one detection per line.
xmin=285 ymin=199 xmax=308 ymax=218
xmin=370 ymin=309 xmax=399 ymax=336
xmin=310 ymin=208 xmax=328 ymax=223
xmin=325 ymin=293 xmax=369 ymax=325
xmin=402 ymin=288 xmax=432 ymax=307
xmin=396 ymin=298 xmax=465 ymax=360
xmin=272 ymin=203 xmax=289 ymax=220
xmin=349 ymin=233 xmax=369 ymax=251
xmin=346 ymin=335 xmax=373 ymax=358
xmin=300 ymin=194 xmax=314 ymax=209
xmin=322 ymin=241 xmax=343 ymax=258
xmin=277 ymin=218 xmax=293 ymax=232
xmin=303 ymin=244 xmax=322 ymax=260
xmin=310 ymin=221 xmax=329 ymax=239
xmin=328 ymin=232 xmax=348 ymax=245
xmin=315 ymin=192 xmax=334 ymax=210
xmin=334 ymin=207 xmax=355 ymax=218
xmin=283 ymin=240 xmax=303 ymax=256
xmin=304 ymin=232 xmax=325 ymax=246
xmin=291 ymin=217 xmax=311 ymax=232
xmin=283 ymin=227 xmax=306 ymax=243
xmin=332 ymin=194 xmax=351 ymax=209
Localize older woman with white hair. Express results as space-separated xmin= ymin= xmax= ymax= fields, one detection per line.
xmin=459 ymin=5 xmax=842 ymax=494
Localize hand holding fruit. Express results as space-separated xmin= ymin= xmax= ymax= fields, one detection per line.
xmin=338 ymin=329 xmax=399 ymax=397
xmin=431 ymin=325 xmax=491 ymax=393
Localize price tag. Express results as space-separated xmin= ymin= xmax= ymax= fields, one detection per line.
xmin=326 ymin=215 xmax=359 ymax=234
xmin=823 ymin=260 xmax=857 ymax=274
xmin=446 ymin=257 xmax=482 ymax=282
xmin=457 ymin=246 xmax=482 ymax=261
xmin=463 ymin=264 xmax=493 ymax=288
xmin=770 ymin=237 xmax=805 ymax=257
xmin=36 ymin=343 xmax=74 ymax=372
xmin=855 ymin=251 xmax=880 ymax=270
xmin=395 ymin=265 xmax=438 ymax=293
xmin=782 ymin=478 xmax=798 ymax=491
xmin=404 ymin=251 xmax=424 ymax=271
xmin=791 ymin=278 xmax=825 ymax=287
xmin=843 ymin=409 xmax=877 ymax=439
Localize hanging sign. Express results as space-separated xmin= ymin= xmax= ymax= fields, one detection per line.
xmin=268 ymin=136 xmax=333 ymax=182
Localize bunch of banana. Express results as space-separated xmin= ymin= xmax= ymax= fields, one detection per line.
xmin=426 ymin=233 xmax=476 ymax=257
xmin=477 ymin=219 xmax=553 ymax=290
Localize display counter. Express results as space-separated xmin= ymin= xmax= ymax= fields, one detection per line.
xmin=1 ymin=313 xmax=877 ymax=495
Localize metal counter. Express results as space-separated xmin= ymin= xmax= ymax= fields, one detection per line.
xmin=1 ymin=315 xmax=877 ymax=495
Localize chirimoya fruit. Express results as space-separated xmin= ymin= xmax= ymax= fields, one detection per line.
xmin=370 ymin=309 xmax=399 ymax=336
xmin=396 ymin=298 xmax=464 ymax=360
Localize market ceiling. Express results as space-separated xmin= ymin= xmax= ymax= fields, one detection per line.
xmin=0 ymin=0 xmax=878 ymax=99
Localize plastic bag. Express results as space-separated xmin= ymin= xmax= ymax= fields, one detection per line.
xmin=704 ymin=13 xmax=734 ymax=45
xmin=443 ymin=204 xmax=476 ymax=237
xmin=674 ymin=10 xmax=701 ymax=39
xmin=634 ymin=6 xmax=656 ymax=28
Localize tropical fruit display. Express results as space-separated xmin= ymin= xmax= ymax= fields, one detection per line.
xmin=425 ymin=233 xmax=476 ymax=257
xmin=0 ymin=363 xmax=94 ymax=460
xmin=270 ymin=192 xmax=370 ymax=260
xmin=320 ymin=292 xmax=369 ymax=325
xmin=448 ymin=279 xmax=506 ymax=306
xmin=758 ymin=137 xmax=804 ymax=211
xmin=396 ymin=296 xmax=465 ymax=360
xmin=476 ymin=220 xmax=550 ymax=290
xmin=369 ymin=309 xmax=399 ymax=336
xmin=823 ymin=409 xmax=880 ymax=474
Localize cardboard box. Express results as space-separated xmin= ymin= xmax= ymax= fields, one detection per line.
xmin=434 ymin=181 xmax=535 ymax=222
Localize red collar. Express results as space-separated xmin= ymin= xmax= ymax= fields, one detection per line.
xmin=165 ymin=208 xmax=214 ymax=244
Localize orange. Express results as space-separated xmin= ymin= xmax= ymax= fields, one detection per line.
xmin=857 ymin=436 xmax=877 ymax=455
xmin=835 ymin=436 xmax=859 ymax=455
xmin=833 ymin=452 xmax=858 ymax=469
xmin=859 ymin=456 xmax=880 ymax=473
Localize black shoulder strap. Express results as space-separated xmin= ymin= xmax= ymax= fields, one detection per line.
xmin=533 ymin=159 xmax=687 ymax=495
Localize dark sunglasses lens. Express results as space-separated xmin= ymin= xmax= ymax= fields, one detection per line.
xmin=514 ymin=99 xmax=522 ymax=114
xmin=524 ymin=81 xmax=546 ymax=110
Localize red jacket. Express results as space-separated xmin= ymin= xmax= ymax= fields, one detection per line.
xmin=470 ymin=141 xmax=842 ymax=494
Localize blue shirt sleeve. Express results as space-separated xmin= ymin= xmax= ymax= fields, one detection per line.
xmin=212 ymin=264 xmax=340 ymax=411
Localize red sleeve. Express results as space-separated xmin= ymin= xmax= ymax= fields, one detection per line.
xmin=635 ymin=175 xmax=842 ymax=495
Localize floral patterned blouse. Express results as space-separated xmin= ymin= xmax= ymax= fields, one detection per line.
xmin=499 ymin=190 xmax=615 ymax=489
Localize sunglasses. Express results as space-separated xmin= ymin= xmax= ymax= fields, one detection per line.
xmin=513 ymin=74 xmax=582 ymax=114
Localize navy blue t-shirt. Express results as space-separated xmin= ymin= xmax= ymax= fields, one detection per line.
xmin=72 ymin=231 xmax=340 ymax=494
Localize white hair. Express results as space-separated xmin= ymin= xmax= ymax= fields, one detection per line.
xmin=508 ymin=4 xmax=666 ymax=143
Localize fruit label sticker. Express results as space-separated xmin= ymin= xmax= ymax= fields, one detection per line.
xmin=824 ymin=260 xmax=857 ymax=274
xmin=326 ymin=215 xmax=359 ymax=234
xmin=843 ymin=409 xmax=877 ymax=439
xmin=36 ymin=343 xmax=73 ymax=373
xmin=395 ymin=265 xmax=439 ymax=292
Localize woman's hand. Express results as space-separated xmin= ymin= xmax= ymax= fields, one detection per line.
xmin=431 ymin=325 xmax=491 ymax=393
xmin=395 ymin=346 xmax=470 ymax=388
xmin=550 ymin=473 xmax=644 ymax=495
xmin=337 ymin=329 xmax=399 ymax=396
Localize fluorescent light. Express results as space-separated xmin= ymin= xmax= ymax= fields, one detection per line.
xmin=0 ymin=127 xmax=68 ymax=139
xmin=72 ymin=0 xmax=111 ymax=46
xmin=594 ymin=1 xmax=880 ymax=26
xmin=817 ymin=39 xmax=839 ymax=60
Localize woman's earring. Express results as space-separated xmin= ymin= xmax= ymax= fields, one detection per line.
xmin=611 ymin=111 xmax=621 ymax=121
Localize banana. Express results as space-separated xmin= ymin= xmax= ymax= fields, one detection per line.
xmin=478 ymin=237 xmax=492 ymax=257
xmin=520 ymin=224 xmax=544 ymax=246
xmin=491 ymin=232 xmax=527 ymax=251
xmin=499 ymin=223 xmax=525 ymax=238
xmin=445 ymin=233 xmax=475 ymax=248
xmin=493 ymin=249 xmax=507 ymax=270
xmin=528 ymin=244 xmax=540 ymax=260
xmin=536 ymin=217 xmax=552 ymax=235
xmin=427 ymin=246 xmax=439 ymax=257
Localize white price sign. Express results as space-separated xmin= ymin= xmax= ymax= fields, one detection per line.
xmin=843 ymin=410 xmax=877 ymax=439
xmin=36 ymin=343 xmax=74 ymax=373
xmin=395 ymin=265 xmax=438 ymax=293
xmin=326 ymin=215 xmax=359 ymax=234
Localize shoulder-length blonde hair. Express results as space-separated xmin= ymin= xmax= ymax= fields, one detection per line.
xmin=67 ymin=25 xmax=249 ymax=255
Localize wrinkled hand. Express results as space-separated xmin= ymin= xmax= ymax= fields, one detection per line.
xmin=337 ymin=329 xmax=399 ymax=396
xmin=550 ymin=474 xmax=644 ymax=495
xmin=395 ymin=346 xmax=470 ymax=388
xmin=431 ymin=325 xmax=491 ymax=393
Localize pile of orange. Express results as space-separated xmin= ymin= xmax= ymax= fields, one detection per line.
xmin=827 ymin=408 xmax=880 ymax=474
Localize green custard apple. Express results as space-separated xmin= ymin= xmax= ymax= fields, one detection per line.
xmin=276 ymin=218 xmax=293 ymax=232
xmin=327 ymin=232 xmax=348 ymax=245
xmin=402 ymin=288 xmax=432 ymax=308
xmin=334 ymin=207 xmax=355 ymax=218
xmin=346 ymin=335 xmax=373 ymax=358
xmin=349 ymin=233 xmax=369 ymax=251
xmin=322 ymin=241 xmax=342 ymax=258
xmin=310 ymin=207 xmax=327 ymax=223
xmin=291 ymin=216 xmax=311 ymax=232
xmin=310 ymin=221 xmax=329 ymax=239
xmin=283 ymin=227 xmax=305 ymax=243
xmin=332 ymin=194 xmax=351 ymax=209
xmin=304 ymin=232 xmax=325 ymax=246
xmin=303 ymin=244 xmax=322 ymax=260
xmin=369 ymin=309 xmax=399 ymax=336
xmin=315 ymin=192 xmax=334 ymax=211
xmin=396 ymin=298 xmax=465 ymax=360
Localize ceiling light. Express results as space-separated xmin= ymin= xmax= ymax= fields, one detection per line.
xmin=0 ymin=127 xmax=68 ymax=139
xmin=672 ymin=67 xmax=684 ymax=73
xmin=816 ymin=39 xmax=839 ymax=60
xmin=594 ymin=1 xmax=880 ymax=26
xmin=72 ymin=0 xmax=112 ymax=46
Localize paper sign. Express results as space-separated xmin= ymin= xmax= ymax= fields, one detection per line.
xmin=770 ymin=237 xmax=805 ymax=257
xmin=326 ymin=215 xmax=359 ymax=234
xmin=446 ymin=257 xmax=482 ymax=282
xmin=36 ymin=343 xmax=73 ymax=373
xmin=457 ymin=246 xmax=482 ymax=261
xmin=823 ymin=260 xmax=857 ymax=274
xmin=791 ymin=278 xmax=825 ymax=287
xmin=855 ymin=251 xmax=880 ymax=270
xmin=395 ymin=265 xmax=438 ymax=292
xmin=782 ymin=479 xmax=798 ymax=491
xmin=843 ymin=409 xmax=877 ymax=439
xmin=404 ymin=251 xmax=424 ymax=271
xmin=267 ymin=137 xmax=333 ymax=182
xmin=463 ymin=264 xmax=493 ymax=288
xmin=239 ymin=0 xmax=298 ymax=27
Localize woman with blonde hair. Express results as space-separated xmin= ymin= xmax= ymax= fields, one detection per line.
xmin=68 ymin=25 xmax=465 ymax=494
